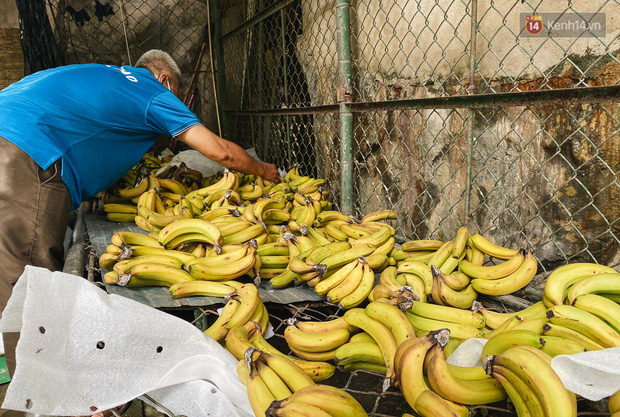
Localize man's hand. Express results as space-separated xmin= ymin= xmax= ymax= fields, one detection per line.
xmin=261 ymin=162 xmax=281 ymax=184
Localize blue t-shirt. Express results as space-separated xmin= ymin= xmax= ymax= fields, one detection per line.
xmin=0 ymin=63 xmax=201 ymax=209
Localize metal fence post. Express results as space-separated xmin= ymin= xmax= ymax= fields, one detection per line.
xmin=212 ymin=0 xmax=229 ymax=139
xmin=336 ymin=0 xmax=354 ymax=215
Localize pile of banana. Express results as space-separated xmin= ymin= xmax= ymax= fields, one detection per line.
xmin=97 ymin=156 xmax=620 ymax=417
xmin=238 ymin=347 xmax=366 ymax=417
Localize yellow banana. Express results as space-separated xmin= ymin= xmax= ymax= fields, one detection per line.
xmin=361 ymin=209 xmax=397 ymax=223
xmin=546 ymin=304 xmax=620 ymax=348
xmin=338 ymin=261 xmax=376 ymax=309
xmin=397 ymin=261 xmax=433 ymax=293
xmin=349 ymin=225 xmax=392 ymax=248
xmin=168 ymin=280 xmax=242 ymax=299
xmin=319 ymin=243 xmax=376 ymax=274
xmin=294 ymin=316 xmax=357 ymax=334
xmin=408 ymin=300 xmax=485 ymax=328
xmin=158 ymin=218 xmax=223 ymax=251
xmin=269 ymin=384 xmax=367 ymax=417
xmin=325 ymin=259 xmax=366 ymax=303
xmin=103 ymin=203 xmax=138 ymax=214
xmin=333 ymin=341 xmax=385 ymax=367
xmin=480 ymin=329 xmax=544 ymax=361
xmin=106 ymin=212 xmax=136 ymax=222
xmin=452 ymin=226 xmax=469 ymax=259
xmin=413 ymin=389 xmax=470 ymax=417
xmin=258 ymin=350 xmax=315 ymax=393
xmin=203 ymin=299 xmax=241 ymax=342
xmin=112 ymin=255 xmax=183 ymax=275
xmin=365 ymin=301 xmax=417 ymax=345
xmin=118 ymin=176 xmax=149 ymax=199
xmin=426 ymin=344 xmax=507 ymax=405
xmin=225 ymin=284 xmax=261 ymax=330
xmin=255 ymin=359 xmax=293 ymax=401
xmin=566 ymin=272 xmax=620 ymax=304
xmin=541 ymin=323 xmax=604 ymax=351
xmin=284 ymin=325 xmax=351 ymax=353
xmin=491 ymin=346 xmax=577 ymax=417
xmin=246 ymin=358 xmax=276 ymax=417
xmin=539 ymin=335 xmax=587 ymax=357
xmin=343 ymin=308 xmax=397 ymax=383
xmin=468 ymin=234 xmax=519 ymax=260
xmin=490 ymin=365 xmax=541 ymax=417
xmin=406 ymin=312 xmax=485 ymax=340
xmin=458 ymin=248 xmax=525 ymax=280
xmin=126 ymin=263 xmax=195 ymax=287
xmin=428 ymin=241 xmax=455 ymax=268
xmin=470 ymin=247 xmax=537 ymax=296
xmin=430 ymin=266 xmax=478 ymax=309
xmin=401 ymin=239 xmax=444 ymax=252
xmin=543 ymin=262 xmax=617 ymax=305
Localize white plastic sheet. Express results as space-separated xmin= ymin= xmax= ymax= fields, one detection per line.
xmin=0 ymin=266 xmax=252 ymax=417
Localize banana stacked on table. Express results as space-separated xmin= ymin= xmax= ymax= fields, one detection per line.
xmin=238 ymin=347 xmax=366 ymax=417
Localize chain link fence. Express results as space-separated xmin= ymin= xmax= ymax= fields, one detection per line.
xmin=218 ymin=0 xmax=620 ymax=276
xmin=47 ymin=0 xmax=620 ymax=273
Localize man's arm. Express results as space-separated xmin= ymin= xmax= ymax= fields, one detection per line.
xmin=177 ymin=124 xmax=281 ymax=183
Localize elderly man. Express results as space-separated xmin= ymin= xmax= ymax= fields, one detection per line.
xmin=0 ymin=49 xmax=280 ymax=417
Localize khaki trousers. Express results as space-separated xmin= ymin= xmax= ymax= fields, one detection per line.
xmin=0 ymin=137 xmax=71 ymax=417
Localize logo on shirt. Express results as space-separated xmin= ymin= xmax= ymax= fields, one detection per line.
xmin=107 ymin=65 xmax=138 ymax=82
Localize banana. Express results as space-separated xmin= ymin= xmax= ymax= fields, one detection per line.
xmin=287 ymin=345 xmax=337 ymax=362
xmin=339 ymin=223 xmax=371 ymax=239
xmin=486 ymin=315 xmax=523 ymax=338
xmin=458 ymin=248 xmax=525 ymax=280
xmin=103 ymin=270 xmax=119 ymax=284
xmin=490 ymin=365 xmax=541 ymax=417
xmin=394 ymin=330 xmax=447 ymax=408
xmin=99 ymin=252 xmax=120 ymax=270
xmin=510 ymin=317 xmax=548 ymax=334
xmin=253 ymin=359 xmax=293 ymax=401
xmin=112 ymin=255 xmax=183 ymax=275
xmin=365 ymin=301 xmax=417 ymax=345
xmin=428 ymin=240 xmax=455 ymax=268
xmin=257 ymin=242 xmax=289 ymax=257
xmin=338 ymin=261 xmax=376 ymax=309
xmin=258 ymin=350 xmax=315 ymax=392
xmin=294 ymin=316 xmax=357 ymax=334
xmin=544 ymin=262 xmax=619 ymax=305
xmin=225 ymin=284 xmax=261 ymax=330
xmin=203 ymin=299 xmax=241 ymax=342
xmin=246 ymin=357 xmax=276 ymax=417
xmin=566 ymin=272 xmax=620 ymax=304
xmin=546 ymin=304 xmax=620 ymax=348
xmin=106 ymin=212 xmax=136 ymax=222
xmin=284 ymin=324 xmax=351 ymax=353
xmin=262 ymin=208 xmax=292 ymax=225
xmin=610 ymin=389 xmax=620 ymax=414
xmin=314 ymin=210 xmax=353 ymax=226
xmin=438 ymin=250 xmax=466 ymax=275
xmin=314 ymin=259 xmax=360 ymax=296
xmin=473 ymin=300 xmax=547 ymax=329
xmin=451 ymin=226 xmax=469 ymax=258
xmin=360 ymin=209 xmax=397 ymax=223
xmin=305 ymin=241 xmax=352 ymax=266
xmin=342 ymin=362 xmax=387 ymax=374
xmin=118 ymin=176 xmax=149 ymax=199
xmin=187 ymin=246 xmax=257 ymax=281
xmin=126 ymin=263 xmax=195 ymax=287
xmin=134 ymin=215 xmax=155 ymax=232
xmin=333 ymin=341 xmax=385 ymax=367
xmin=267 ymin=399 xmax=332 ymax=417
xmin=195 ymin=169 xmax=238 ymax=197
xmin=539 ymin=334 xmax=587 ymax=357
xmin=299 ymin=223 xmax=331 ymax=247
xmin=425 ymin=344 xmax=507 ymax=405
xmin=168 ymin=280 xmax=242 ymax=299
xmin=268 ymin=267 xmax=299 ymax=289
xmin=343 ymin=308 xmax=398 ymax=383
xmin=158 ymin=178 xmax=188 ymax=195
xmin=439 ymin=271 xmax=470 ymax=291
xmin=431 ymin=266 xmax=478 ymax=309
xmin=239 ymin=183 xmax=265 ymax=201
xmin=137 ymin=205 xmax=186 ymax=228
xmin=401 ymin=239 xmax=444 ymax=251
xmin=541 ymin=322 xmax=604 ymax=351
xmin=325 ymin=258 xmax=366 ymax=303
xmin=269 ymin=384 xmax=367 ymax=417
xmin=253 ymin=198 xmax=286 ymax=222
xmin=406 ymin=312 xmax=485 ymax=340
xmin=103 ymin=203 xmax=138 ymax=214
xmin=408 ymin=300 xmax=485 ymax=328
xmin=397 ymin=261 xmax=433 ymax=293
xmin=324 ymin=222 xmax=350 ymax=241
xmin=490 ymin=346 xmax=577 ymax=417
xmin=466 ymin=237 xmax=486 ymax=265
xmin=286 ymin=233 xmax=316 ymax=254
xmin=480 ymin=329 xmax=544 ymax=361
xmin=200 ymin=207 xmax=241 ymax=222
xmin=349 ymin=225 xmax=392 ymax=248
xmin=571 ymin=293 xmax=620 ymax=332
xmin=127 ymin=246 xmax=196 ymax=263
xmin=470 ymin=246 xmax=537 ymax=296
xmin=319 ymin=243 xmax=376 ymax=275
xmin=158 ymin=218 xmax=223 ymax=252
xmin=413 ymin=389 xmax=470 ymax=417
xmin=469 ymin=234 xmax=519 ymax=260
xmin=185 ymin=243 xmax=250 ymax=268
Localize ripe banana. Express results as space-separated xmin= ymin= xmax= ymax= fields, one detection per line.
xmin=313 ymin=259 xmax=359 ymax=296
xmin=480 ymin=329 xmax=544 ymax=361
xmin=491 ymin=364 xmax=544 ymax=417
xmin=401 ymin=239 xmax=444 ymax=252
xmin=271 ymin=384 xmax=366 ymax=417
xmin=343 ymin=308 xmax=398 ymax=383
xmin=470 ymin=247 xmax=537 ymax=296
xmin=546 ymin=304 xmax=620 ymax=348
xmin=294 ymin=316 xmax=357 ymax=334
xmin=397 ymin=261 xmax=433 ymax=293
xmin=203 ymin=299 xmax=241 ymax=342
xmin=333 ymin=341 xmax=385 ymax=367
xmin=539 ymin=334 xmax=587 ymax=357
xmin=544 ymin=262 xmax=618 ymax=305
xmin=188 ymin=246 xmax=257 ymax=281
xmin=566 ymin=272 xmax=620 ymax=304
xmin=426 ymin=344 xmax=507 ymax=405
xmin=406 ymin=312 xmax=485 ymax=340
xmin=469 ymin=234 xmax=519 ymax=260
xmin=430 ymin=266 xmax=478 ymax=309
xmin=284 ymin=325 xmax=351 ymax=353
xmin=409 ymin=300 xmax=485 ymax=328
xmin=126 ymin=263 xmax=195 ymax=287
xmin=490 ymin=346 xmax=577 ymax=416
xmin=226 ymin=284 xmax=261 ymax=330
xmin=365 ymin=301 xmax=417 ymax=345
xmin=338 ymin=261 xmax=376 ymax=309
xmin=258 ymin=350 xmax=315 ymax=393
xmin=458 ymin=248 xmax=525 ymax=280
xmin=325 ymin=259 xmax=366 ymax=304
xmin=413 ymin=389 xmax=469 ymax=417
xmin=112 ymin=255 xmax=183 ymax=275
xmin=158 ymin=218 xmax=223 ymax=252
xmin=541 ymin=322 xmax=604 ymax=351
xmin=452 ymin=226 xmax=469 ymax=258
xmin=361 ymin=209 xmax=397 ymax=223
xmin=168 ymin=280 xmax=242 ymax=299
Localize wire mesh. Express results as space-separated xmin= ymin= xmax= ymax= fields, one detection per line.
xmin=216 ymin=0 xmax=620 ymax=276
xmin=45 ymin=0 xmax=620 ymax=271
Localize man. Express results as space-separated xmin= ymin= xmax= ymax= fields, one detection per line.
xmin=0 ymin=49 xmax=280 ymax=417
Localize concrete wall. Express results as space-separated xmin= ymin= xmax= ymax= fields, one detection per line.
xmin=0 ymin=0 xmax=23 ymax=89
xmin=0 ymin=0 xmax=19 ymax=27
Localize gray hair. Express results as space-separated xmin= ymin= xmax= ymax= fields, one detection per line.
xmin=135 ymin=49 xmax=183 ymax=87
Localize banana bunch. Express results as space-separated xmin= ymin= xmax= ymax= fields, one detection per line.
xmin=333 ymin=331 xmax=387 ymax=374
xmin=202 ymin=283 xmax=269 ymax=343
xmin=239 ymin=347 xmax=316 ymax=417
xmin=484 ymin=345 xmax=577 ymax=417
xmin=265 ymin=384 xmax=367 ymax=417
xmin=225 ymin=321 xmax=336 ymax=382
xmin=283 ymin=318 xmax=353 ymax=361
